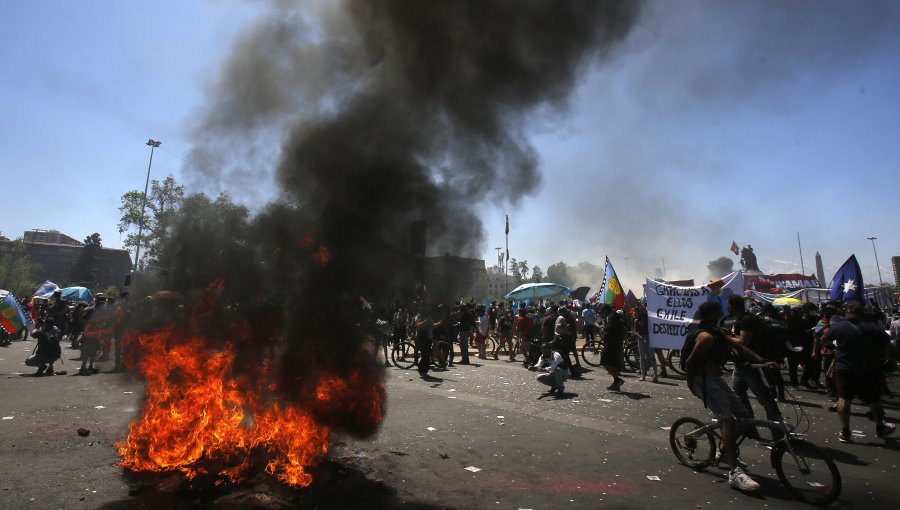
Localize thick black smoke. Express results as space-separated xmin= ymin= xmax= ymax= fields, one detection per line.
xmin=178 ymin=0 xmax=640 ymax=431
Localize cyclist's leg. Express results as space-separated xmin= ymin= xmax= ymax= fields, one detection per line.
xmin=731 ymin=366 xmax=757 ymax=419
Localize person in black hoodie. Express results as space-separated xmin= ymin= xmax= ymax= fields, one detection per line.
xmin=32 ymin=318 xmax=61 ymax=376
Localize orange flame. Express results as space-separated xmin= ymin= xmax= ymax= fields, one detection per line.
xmin=115 ymin=291 xmax=384 ymax=487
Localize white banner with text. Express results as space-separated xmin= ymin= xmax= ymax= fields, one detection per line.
xmin=646 ymin=271 xmax=744 ymax=349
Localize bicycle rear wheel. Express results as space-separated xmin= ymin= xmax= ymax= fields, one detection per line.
xmin=667 ymin=349 xmax=685 ymax=375
xmin=391 ymin=341 xmax=418 ymax=370
xmin=484 ymin=335 xmax=497 ymax=355
xmin=771 ymin=439 xmax=841 ymax=506
xmin=623 ymin=338 xmax=640 ymax=372
xmin=669 ymin=417 xmax=716 ymax=470
xmin=431 ymin=341 xmax=453 ymax=368
xmin=581 ymin=340 xmax=604 ymax=367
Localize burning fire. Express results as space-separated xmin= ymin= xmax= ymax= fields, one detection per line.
xmin=115 ymin=284 xmax=384 ymax=487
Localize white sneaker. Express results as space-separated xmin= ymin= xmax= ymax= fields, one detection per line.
xmin=729 ymin=467 xmax=760 ymax=492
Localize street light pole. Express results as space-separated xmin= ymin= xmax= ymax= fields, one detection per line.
xmin=867 ymin=236 xmax=884 ymax=286
xmin=134 ymin=139 xmax=161 ymax=271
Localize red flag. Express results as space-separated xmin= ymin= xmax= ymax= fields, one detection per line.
xmin=730 ymin=241 xmax=739 ymax=255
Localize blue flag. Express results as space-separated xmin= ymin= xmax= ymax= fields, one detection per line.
xmin=829 ymin=255 xmax=864 ymax=304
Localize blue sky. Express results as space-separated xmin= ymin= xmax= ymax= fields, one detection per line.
xmin=3 ymin=1 xmax=898 ymax=295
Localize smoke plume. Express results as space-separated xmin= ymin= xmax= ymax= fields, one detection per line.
xmin=180 ymin=0 xmax=640 ymax=428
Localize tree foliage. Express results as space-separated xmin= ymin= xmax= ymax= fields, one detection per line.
xmin=546 ymin=261 xmax=574 ymax=288
xmin=155 ymin=191 xmax=253 ymax=295
xmin=69 ymin=233 xmax=102 ymax=284
xmin=530 ymin=265 xmax=544 ymax=283
xmin=516 ymin=260 xmax=530 ymax=284
xmin=0 ymin=239 xmax=36 ymax=295
xmin=509 ymin=257 xmax=522 ymax=286
xmin=118 ymin=175 xmax=185 ymax=267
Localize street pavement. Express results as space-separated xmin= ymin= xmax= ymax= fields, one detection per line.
xmin=1 ymin=338 xmax=898 ymax=509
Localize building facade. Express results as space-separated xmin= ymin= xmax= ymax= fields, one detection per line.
xmin=0 ymin=230 xmax=132 ymax=289
xmin=893 ymin=255 xmax=900 ymax=286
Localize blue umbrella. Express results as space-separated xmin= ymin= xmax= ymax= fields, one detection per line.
xmin=60 ymin=286 xmax=94 ymax=303
xmin=504 ymin=282 xmax=571 ymax=301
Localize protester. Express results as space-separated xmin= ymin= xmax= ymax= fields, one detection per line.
xmin=458 ymin=302 xmax=475 ymax=365
xmin=723 ymin=295 xmax=784 ymax=432
xmin=515 ymin=306 xmax=534 ymax=366
xmin=413 ymin=303 xmax=433 ymax=377
xmin=474 ymin=303 xmax=489 ymax=360
xmin=30 ymin=318 xmax=61 ymax=376
xmin=601 ymin=310 xmax=626 ymax=391
xmin=530 ymin=340 xmax=569 ymax=395
xmin=492 ymin=304 xmax=514 ymax=360
xmin=684 ymin=301 xmax=776 ymax=493
xmin=77 ymin=295 xmax=112 ymax=375
xmin=823 ymin=301 xmax=895 ymax=442
xmin=582 ymin=303 xmax=597 ymax=344
xmin=634 ymin=305 xmax=658 ymax=383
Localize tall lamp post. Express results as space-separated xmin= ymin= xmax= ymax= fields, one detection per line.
xmin=134 ymin=139 xmax=161 ymax=271
xmin=867 ymin=236 xmax=884 ymax=286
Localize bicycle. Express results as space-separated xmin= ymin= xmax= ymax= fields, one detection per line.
xmin=669 ymin=366 xmax=841 ymax=505
xmin=390 ymin=337 xmax=455 ymax=370
xmin=580 ymin=329 xmax=607 ymax=367
xmin=621 ymin=333 xmax=641 ymax=372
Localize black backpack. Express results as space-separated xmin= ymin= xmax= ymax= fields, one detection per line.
xmin=680 ymin=325 xmax=730 ymax=371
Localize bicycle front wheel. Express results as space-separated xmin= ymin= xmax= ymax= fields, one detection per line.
xmin=623 ymin=338 xmax=640 ymax=372
xmin=484 ymin=335 xmax=497 ymax=355
xmin=667 ymin=349 xmax=685 ymax=375
xmin=391 ymin=341 xmax=419 ymax=370
xmin=431 ymin=341 xmax=453 ymax=368
xmin=581 ymin=340 xmax=604 ymax=367
xmin=669 ymin=417 xmax=716 ymax=470
xmin=771 ymin=439 xmax=841 ymax=506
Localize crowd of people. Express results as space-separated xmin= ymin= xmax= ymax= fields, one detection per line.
xmin=14 ymin=289 xmax=125 ymax=376
xmin=373 ymin=294 xmax=899 ymax=494
xmin=5 ymin=283 xmax=898 ymax=497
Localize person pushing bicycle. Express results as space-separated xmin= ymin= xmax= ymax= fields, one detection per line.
xmin=684 ymin=301 xmax=778 ymax=492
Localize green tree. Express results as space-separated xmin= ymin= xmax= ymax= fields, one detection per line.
xmin=0 ymin=239 xmax=36 ymax=295
xmin=517 ymin=260 xmax=530 ymax=284
xmin=155 ymin=192 xmax=253 ymax=294
xmin=118 ymin=175 xmax=185 ymax=268
xmin=70 ymin=233 xmax=102 ymax=285
xmin=546 ymin=261 xmax=574 ymax=288
xmin=509 ymin=257 xmax=522 ymax=286
xmin=530 ymin=265 xmax=544 ymax=283
xmin=103 ymin=284 xmax=120 ymax=298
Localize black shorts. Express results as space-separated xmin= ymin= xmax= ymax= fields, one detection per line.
xmin=834 ymin=370 xmax=881 ymax=403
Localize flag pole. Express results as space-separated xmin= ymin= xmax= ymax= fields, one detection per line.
xmin=797 ymin=231 xmax=805 ymax=275
xmin=504 ymin=214 xmax=509 ymax=297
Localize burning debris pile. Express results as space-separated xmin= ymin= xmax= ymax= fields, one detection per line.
xmin=115 ymin=281 xmax=384 ymax=488
xmin=116 ymin=0 xmax=639 ymax=490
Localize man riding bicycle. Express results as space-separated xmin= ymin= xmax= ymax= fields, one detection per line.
xmin=684 ymin=301 xmax=778 ymax=492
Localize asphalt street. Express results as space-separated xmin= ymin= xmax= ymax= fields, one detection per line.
xmin=1 ymin=338 xmax=898 ymax=509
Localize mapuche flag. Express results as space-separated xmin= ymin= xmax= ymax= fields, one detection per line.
xmin=829 ymin=254 xmax=864 ymax=304
xmin=0 ymin=291 xmax=33 ymax=334
xmin=599 ymin=257 xmax=626 ymax=310
xmin=730 ymin=241 xmax=739 ymax=255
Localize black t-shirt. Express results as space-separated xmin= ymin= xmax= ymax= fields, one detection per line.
xmin=733 ymin=314 xmax=771 ymax=360
xmin=825 ymin=318 xmax=890 ymax=372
